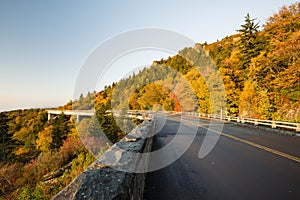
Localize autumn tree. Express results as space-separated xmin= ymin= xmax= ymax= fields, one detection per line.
xmin=36 ymin=127 xmax=53 ymax=152
xmin=239 ymin=80 xmax=258 ymax=117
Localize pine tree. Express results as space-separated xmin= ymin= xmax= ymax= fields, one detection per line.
xmin=50 ymin=113 xmax=70 ymax=149
xmin=0 ymin=113 xmax=9 ymax=162
xmin=237 ymin=13 xmax=260 ymax=72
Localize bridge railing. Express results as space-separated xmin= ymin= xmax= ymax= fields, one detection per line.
xmin=46 ymin=109 xmax=153 ymax=122
xmin=184 ymin=112 xmax=300 ymax=132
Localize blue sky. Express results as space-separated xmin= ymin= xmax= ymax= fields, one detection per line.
xmin=0 ymin=0 xmax=298 ymax=111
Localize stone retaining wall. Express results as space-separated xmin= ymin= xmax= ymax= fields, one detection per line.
xmin=53 ymin=118 xmax=155 ymax=200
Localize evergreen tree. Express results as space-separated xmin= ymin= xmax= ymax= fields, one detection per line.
xmin=237 ymin=13 xmax=260 ymax=73
xmin=0 ymin=112 xmax=9 ymax=162
xmin=50 ymin=113 xmax=70 ymax=149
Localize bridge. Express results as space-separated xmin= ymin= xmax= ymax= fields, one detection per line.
xmin=53 ymin=113 xmax=300 ymax=199
xmin=46 ymin=109 xmax=152 ymax=122
xmin=47 ymin=110 xmax=95 ymax=122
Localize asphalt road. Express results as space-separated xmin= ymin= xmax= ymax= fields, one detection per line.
xmin=144 ymin=114 xmax=300 ymax=200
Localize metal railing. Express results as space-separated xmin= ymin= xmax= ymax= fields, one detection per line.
xmin=184 ymin=112 xmax=300 ymax=132
xmin=50 ymin=109 xmax=299 ymax=132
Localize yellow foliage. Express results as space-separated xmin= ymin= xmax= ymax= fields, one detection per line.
xmin=239 ymin=80 xmax=260 ymax=118
xmin=15 ymin=147 xmax=31 ymax=156
xmin=36 ymin=127 xmax=53 ymax=152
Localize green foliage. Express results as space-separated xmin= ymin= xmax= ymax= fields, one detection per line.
xmin=237 ymin=13 xmax=261 ymax=71
xmin=16 ymin=186 xmax=44 ymax=200
xmin=3 ymin=109 xmax=48 ymax=162
xmin=0 ymin=113 xmax=9 ymax=162
xmin=96 ymin=112 xmax=124 ymax=143
xmin=50 ymin=113 xmax=71 ymax=150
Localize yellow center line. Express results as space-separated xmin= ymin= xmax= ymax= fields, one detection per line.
xmin=180 ymin=117 xmax=300 ymax=163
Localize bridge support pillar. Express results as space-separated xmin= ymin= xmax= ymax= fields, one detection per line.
xmin=48 ymin=113 xmax=53 ymax=121
xmin=76 ymin=115 xmax=80 ymax=123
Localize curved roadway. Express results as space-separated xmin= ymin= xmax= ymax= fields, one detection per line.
xmin=144 ymin=114 xmax=300 ymax=200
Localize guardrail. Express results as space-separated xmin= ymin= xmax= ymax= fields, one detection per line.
xmin=184 ymin=112 xmax=300 ymax=132
xmin=52 ymin=109 xmax=299 ymax=132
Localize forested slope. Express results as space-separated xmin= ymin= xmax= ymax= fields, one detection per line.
xmin=117 ymin=2 xmax=300 ymax=122
xmin=205 ymin=3 xmax=300 ymax=121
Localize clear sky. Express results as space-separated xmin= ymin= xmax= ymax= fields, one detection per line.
xmin=0 ymin=0 xmax=298 ymax=112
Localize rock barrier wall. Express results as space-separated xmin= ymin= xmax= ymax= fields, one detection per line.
xmin=53 ymin=118 xmax=155 ymax=200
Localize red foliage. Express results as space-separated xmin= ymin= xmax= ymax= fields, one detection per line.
xmin=170 ymin=93 xmax=181 ymax=112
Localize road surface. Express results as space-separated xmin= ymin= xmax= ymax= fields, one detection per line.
xmin=144 ymin=114 xmax=300 ymax=200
